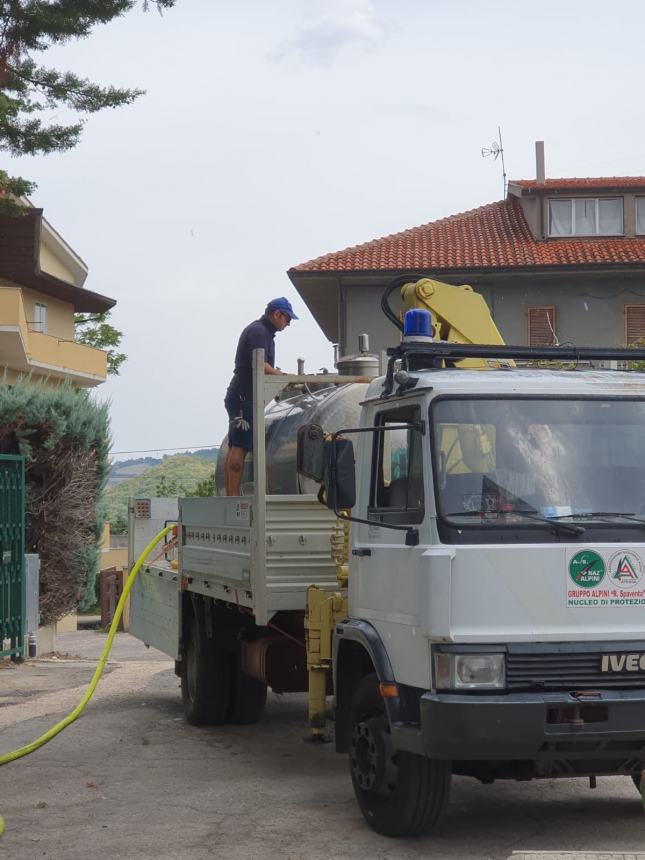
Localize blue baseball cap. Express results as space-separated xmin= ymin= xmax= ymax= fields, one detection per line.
xmin=267 ymin=296 xmax=299 ymax=320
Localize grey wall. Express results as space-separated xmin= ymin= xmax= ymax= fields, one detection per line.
xmin=341 ymin=273 xmax=645 ymax=356
xmin=341 ymin=281 xmax=403 ymax=357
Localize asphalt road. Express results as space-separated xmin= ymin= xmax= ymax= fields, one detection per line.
xmin=0 ymin=631 xmax=644 ymax=860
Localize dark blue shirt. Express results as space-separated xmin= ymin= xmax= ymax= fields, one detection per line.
xmin=226 ymin=316 xmax=276 ymax=400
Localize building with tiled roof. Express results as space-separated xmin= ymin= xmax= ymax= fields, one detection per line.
xmin=288 ymin=168 xmax=645 ymax=357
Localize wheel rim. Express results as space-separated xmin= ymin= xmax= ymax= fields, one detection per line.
xmin=350 ymin=714 xmax=398 ymax=796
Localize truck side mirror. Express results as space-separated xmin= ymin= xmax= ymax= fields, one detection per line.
xmin=324 ymin=437 xmax=356 ymax=511
xmin=297 ymin=423 xmax=325 ymax=482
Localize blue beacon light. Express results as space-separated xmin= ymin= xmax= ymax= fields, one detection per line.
xmin=402 ymin=309 xmax=433 ymax=342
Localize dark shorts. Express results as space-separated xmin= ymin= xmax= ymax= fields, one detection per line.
xmin=225 ymin=394 xmax=253 ymax=451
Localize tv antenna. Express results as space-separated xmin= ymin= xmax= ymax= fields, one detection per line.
xmin=482 ymin=126 xmax=507 ymax=197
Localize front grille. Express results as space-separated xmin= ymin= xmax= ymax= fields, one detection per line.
xmin=506 ymin=648 xmax=645 ymax=691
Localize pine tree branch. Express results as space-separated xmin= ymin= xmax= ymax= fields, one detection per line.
xmin=2 ymin=2 xmax=135 ymax=53
xmin=6 ymin=60 xmax=144 ymax=112
xmin=0 ymin=112 xmax=83 ymax=153
xmin=0 ymin=0 xmax=176 ymax=54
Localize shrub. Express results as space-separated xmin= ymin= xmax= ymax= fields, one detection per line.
xmin=0 ymin=378 xmax=109 ymax=624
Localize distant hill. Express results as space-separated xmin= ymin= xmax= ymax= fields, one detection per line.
xmin=108 ymin=448 xmax=218 ymax=486
xmin=104 ymin=453 xmax=218 ymax=527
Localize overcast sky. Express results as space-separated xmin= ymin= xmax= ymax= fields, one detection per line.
xmin=10 ymin=0 xmax=645 ymax=458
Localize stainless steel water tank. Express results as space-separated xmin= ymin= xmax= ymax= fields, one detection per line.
xmin=216 ymin=382 xmax=369 ymax=495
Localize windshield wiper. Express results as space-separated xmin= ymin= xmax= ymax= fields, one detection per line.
xmin=548 ymin=511 xmax=645 ymax=527
xmin=443 ymin=509 xmax=585 ymax=535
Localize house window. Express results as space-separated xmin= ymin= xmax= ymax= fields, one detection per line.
xmin=528 ymin=306 xmax=556 ymax=346
xmin=548 ymin=198 xmax=623 ymax=236
xmin=369 ymin=405 xmax=424 ymax=526
xmin=625 ymin=305 xmax=645 ymax=344
xmin=33 ymin=303 xmax=47 ymax=333
xmin=636 ymin=198 xmax=645 ymax=235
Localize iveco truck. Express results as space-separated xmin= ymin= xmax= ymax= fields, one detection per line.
xmin=129 ymin=277 xmax=645 ymax=836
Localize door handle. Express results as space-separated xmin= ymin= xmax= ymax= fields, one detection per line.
xmin=352 ymin=548 xmax=372 ymax=557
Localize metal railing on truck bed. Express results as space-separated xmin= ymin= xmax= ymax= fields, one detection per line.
xmin=180 ymin=494 xmax=338 ymax=624
xmin=128 ymin=492 xmax=340 ymax=656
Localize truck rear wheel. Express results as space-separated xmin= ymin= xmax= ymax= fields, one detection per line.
xmin=348 ymin=674 xmax=451 ymax=837
xmin=180 ymin=616 xmax=231 ymax=725
xmin=228 ymin=658 xmax=267 ymax=725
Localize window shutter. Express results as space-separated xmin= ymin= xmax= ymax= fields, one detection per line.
xmin=625 ymin=305 xmax=645 ymax=344
xmin=527 ymin=307 xmax=556 ymax=346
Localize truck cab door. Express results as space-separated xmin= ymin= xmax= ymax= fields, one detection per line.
xmin=350 ymin=402 xmax=432 ymax=689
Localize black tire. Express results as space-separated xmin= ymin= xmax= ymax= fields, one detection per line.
xmin=228 ymin=658 xmax=267 ymax=725
xmin=180 ymin=615 xmax=231 ymax=725
xmin=348 ymin=674 xmax=451 ymax=837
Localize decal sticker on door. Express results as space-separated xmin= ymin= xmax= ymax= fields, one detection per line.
xmin=567 ymin=548 xmax=645 ymax=608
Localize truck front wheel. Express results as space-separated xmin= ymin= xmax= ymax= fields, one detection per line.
xmin=180 ymin=616 xmax=231 ymax=725
xmin=348 ymin=674 xmax=451 ymax=837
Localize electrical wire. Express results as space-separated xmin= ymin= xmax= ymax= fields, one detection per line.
xmin=110 ymin=444 xmax=218 ymax=456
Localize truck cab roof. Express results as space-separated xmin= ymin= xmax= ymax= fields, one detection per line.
xmin=364 ymin=367 xmax=645 ymax=402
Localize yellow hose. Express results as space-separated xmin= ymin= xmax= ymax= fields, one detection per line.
xmin=0 ymin=524 xmax=173 ymax=767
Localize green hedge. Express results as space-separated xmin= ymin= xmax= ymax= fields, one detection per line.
xmin=0 ymin=378 xmax=109 ymax=624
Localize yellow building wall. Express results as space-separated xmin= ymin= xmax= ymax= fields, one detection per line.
xmin=39 ymin=243 xmax=77 ymax=286
xmin=101 ymin=547 xmax=128 ymax=571
xmin=22 ymin=287 xmax=75 ymax=340
xmin=0 ymin=283 xmax=29 ymax=338
xmin=0 ymin=279 xmax=75 ymax=341
xmin=0 ymin=283 xmax=107 ymax=385
xmin=100 ymin=525 xmax=128 ymax=570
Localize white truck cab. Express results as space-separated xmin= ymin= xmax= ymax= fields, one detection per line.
xmin=330 ymin=364 xmax=645 ymax=834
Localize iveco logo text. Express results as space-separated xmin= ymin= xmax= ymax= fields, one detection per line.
xmin=600 ymin=654 xmax=645 ymax=672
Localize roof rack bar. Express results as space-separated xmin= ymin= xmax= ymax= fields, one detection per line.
xmin=387 ymin=343 xmax=645 ymax=362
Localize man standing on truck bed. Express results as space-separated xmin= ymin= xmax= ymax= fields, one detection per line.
xmin=224 ymin=297 xmax=298 ymax=495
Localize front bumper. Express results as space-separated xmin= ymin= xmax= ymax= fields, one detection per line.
xmin=415 ymin=689 xmax=645 ymax=761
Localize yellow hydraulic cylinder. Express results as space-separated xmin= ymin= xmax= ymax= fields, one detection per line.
xmin=305 ymin=585 xmax=347 ymax=740
xmin=330 ymin=517 xmax=349 ymax=588
xmin=304 ymin=515 xmax=350 ymax=739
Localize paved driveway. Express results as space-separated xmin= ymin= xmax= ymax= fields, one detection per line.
xmin=0 ymin=631 xmax=643 ymax=860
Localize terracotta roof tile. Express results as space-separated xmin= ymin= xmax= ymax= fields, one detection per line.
xmin=290 ymin=197 xmax=645 ymax=274
xmin=512 ymin=176 xmax=645 ymax=191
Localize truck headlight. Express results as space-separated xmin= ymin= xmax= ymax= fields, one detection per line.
xmin=434 ymin=653 xmax=505 ymax=690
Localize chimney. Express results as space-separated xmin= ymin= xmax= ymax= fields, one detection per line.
xmin=535 ymin=140 xmax=545 ymax=183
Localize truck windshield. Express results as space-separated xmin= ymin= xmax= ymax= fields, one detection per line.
xmin=432 ymin=397 xmax=645 ymax=533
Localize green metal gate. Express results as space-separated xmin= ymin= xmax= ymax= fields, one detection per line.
xmin=0 ymin=455 xmax=25 ymax=659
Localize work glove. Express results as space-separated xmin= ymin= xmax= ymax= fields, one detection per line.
xmin=230 ymin=411 xmax=250 ymax=432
